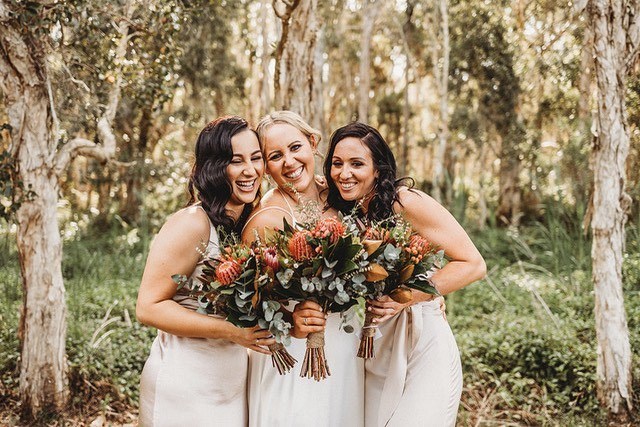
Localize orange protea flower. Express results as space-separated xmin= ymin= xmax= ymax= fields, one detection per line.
xmin=406 ymin=234 xmax=432 ymax=263
xmin=216 ymin=259 xmax=243 ymax=285
xmin=311 ymin=217 xmax=346 ymax=245
xmin=263 ymin=246 xmax=280 ymax=272
xmin=288 ymin=230 xmax=314 ymax=261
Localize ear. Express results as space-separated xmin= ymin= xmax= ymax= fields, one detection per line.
xmin=309 ymin=134 xmax=318 ymax=150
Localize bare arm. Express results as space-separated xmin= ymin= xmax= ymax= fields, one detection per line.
xmin=369 ymin=188 xmax=486 ymax=322
xmin=136 ymin=206 xmax=275 ymax=353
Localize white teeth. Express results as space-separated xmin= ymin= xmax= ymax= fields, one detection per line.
xmin=284 ymin=166 xmax=303 ymax=179
xmin=340 ymin=182 xmax=356 ymax=189
xmin=236 ymin=180 xmax=255 ymax=191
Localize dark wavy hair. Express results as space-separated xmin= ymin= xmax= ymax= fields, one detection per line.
xmin=187 ymin=116 xmax=259 ymax=235
xmin=323 ymin=122 xmax=413 ymax=222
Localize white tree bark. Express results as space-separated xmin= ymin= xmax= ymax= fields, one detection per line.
xmin=357 ymin=0 xmax=381 ymax=122
xmin=273 ymin=0 xmax=321 ymax=126
xmin=0 ymin=0 xmax=134 ymax=417
xmin=430 ymin=0 xmax=450 ymax=203
xmin=588 ymin=0 xmax=638 ymax=418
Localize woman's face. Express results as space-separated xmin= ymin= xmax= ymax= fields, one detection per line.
xmin=262 ymin=123 xmax=316 ymax=193
xmin=330 ymin=137 xmax=378 ymax=201
xmin=226 ymin=130 xmax=264 ymax=209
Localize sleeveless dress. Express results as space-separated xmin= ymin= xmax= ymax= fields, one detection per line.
xmin=365 ymin=300 xmax=462 ymax=427
xmin=139 ymin=213 xmax=249 ymax=427
xmin=245 ymin=193 xmax=365 ymax=427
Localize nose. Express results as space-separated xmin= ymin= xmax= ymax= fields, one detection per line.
xmin=339 ymin=166 xmax=352 ymax=179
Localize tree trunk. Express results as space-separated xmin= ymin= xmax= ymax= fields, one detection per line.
xmin=0 ymin=5 xmax=68 ymax=416
xmin=588 ymin=0 xmax=637 ymax=419
xmin=431 ymin=0 xmax=450 ymax=204
xmin=261 ymin=0 xmax=272 ymax=115
xmin=496 ymin=134 xmax=522 ymax=226
xmin=273 ymin=0 xmax=320 ymax=125
xmin=357 ymin=0 xmax=380 ymax=122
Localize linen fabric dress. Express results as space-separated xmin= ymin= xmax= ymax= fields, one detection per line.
xmin=245 ymin=196 xmax=365 ymax=427
xmin=139 ymin=218 xmax=249 ymax=427
xmin=365 ymin=299 xmax=463 ymax=427
xmin=247 ymin=311 xmax=365 ymax=427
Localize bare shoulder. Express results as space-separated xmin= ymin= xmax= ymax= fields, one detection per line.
xmin=156 ymin=205 xmax=211 ymax=247
xmin=393 ymin=186 xmax=438 ymax=215
xmin=242 ymin=203 xmax=291 ymax=242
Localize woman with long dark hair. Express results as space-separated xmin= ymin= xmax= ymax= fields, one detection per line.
xmin=324 ymin=122 xmax=486 ymax=426
xmin=136 ymin=116 xmax=275 ymax=426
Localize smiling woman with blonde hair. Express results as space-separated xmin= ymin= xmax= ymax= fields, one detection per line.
xmin=243 ymin=111 xmax=365 ymax=427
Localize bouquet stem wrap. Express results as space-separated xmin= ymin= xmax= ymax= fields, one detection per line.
xmin=357 ymin=311 xmax=378 ymax=359
xmin=269 ymin=342 xmax=297 ymax=375
xmin=300 ymin=330 xmax=331 ymax=381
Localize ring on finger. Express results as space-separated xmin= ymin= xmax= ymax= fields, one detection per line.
xmin=256 ymin=338 xmax=260 ymax=344
xmin=303 ymin=317 xmax=308 ymax=326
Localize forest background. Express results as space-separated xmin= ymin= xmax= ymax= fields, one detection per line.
xmin=1 ymin=0 xmax=639 ymax=425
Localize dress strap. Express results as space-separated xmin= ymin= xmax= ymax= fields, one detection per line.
xmin=195 ymin=204 xmax=219 ymax=247
xmin=242 ymin=205 xmax=297 ymax=234
xmin=276 ymin=188 xmax=297 ymax=219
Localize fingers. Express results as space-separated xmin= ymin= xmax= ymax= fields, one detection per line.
xmin=368 ymin=299 xmax=400 ymax=310
xmin=250 ymin=344 xmax=273 ymax=355
xmin=368 ymin=305 xmax=399 ymax=320
xmin=294 ymin=300 xmax=323 ymax=312
xmin=294 ymin=308 xmax=327 ymax=321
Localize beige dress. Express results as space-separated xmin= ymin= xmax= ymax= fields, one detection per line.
xmin=245 ymin=196 xmax=365 ymax=427
xmin=139 ymin=219 xmax=248 ymax=427
xmin=248 ymin=311 xmax=365 ymax=427
xmin=365 ymin=300 xmax=463 ymax=427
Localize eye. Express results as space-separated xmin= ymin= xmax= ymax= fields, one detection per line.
xmin=268 ymin=153 xmax=281 ymax=161
xmin=352 ymin=161 xmax=363 ymax=167
xmin=231 ymin=158 xmax=242 ymax=164
xmin=290 ymin=143 xmax=302 ymax=152
xmin=251 ymin=155 xmax=263 ymax=162
xmin=332 ymin=161 xmax=343 ymax=167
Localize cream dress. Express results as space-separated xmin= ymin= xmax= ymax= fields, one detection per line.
xmin=245 ymin=197 xmax=365 ymax=427
xmin=248 ymin=311 xmax=364 ymax=427
xmin=365 ymin=300 xmax=463 ymax=427
xmin=139 ymin=217 xmax=248 ymax=427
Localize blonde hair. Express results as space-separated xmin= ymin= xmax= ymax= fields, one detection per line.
xmin=255 ymin=110 xmax=322 ymax=148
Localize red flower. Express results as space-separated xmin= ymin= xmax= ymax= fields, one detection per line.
xmin=216 ymin=260 xmax=242 ymax=285
xmin=311 ymin=217 xmax=346 ymax=245
xmin=263 ymin=246 xmax=280 ymax=272
xmin=288 ymin=230 xmax=314 ymax=261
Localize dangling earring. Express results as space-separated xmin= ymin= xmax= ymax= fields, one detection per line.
xmin=264 ymin=173 xmax=273 ymax=187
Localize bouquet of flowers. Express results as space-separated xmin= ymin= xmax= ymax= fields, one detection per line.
xmin=173 ymin=229 xmax=297 ymax=374
xmin=269 ymin=215 xmax=367 ymax=380
xmin=355 ymin=215 xmax=445 ymax=359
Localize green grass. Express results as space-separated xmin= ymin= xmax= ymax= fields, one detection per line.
xmin=1 ymin=214 xmax=639 ymax=425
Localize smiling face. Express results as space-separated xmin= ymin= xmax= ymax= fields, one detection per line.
xmin=262 ymin=123 xmax=316 ymax=193
xmin=330 ymin=137 xmax=378 ymax=202
xmin=226 ymin=130 xmax=264 ymax=211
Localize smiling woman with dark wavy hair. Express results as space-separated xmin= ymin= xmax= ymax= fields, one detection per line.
xmin=136 ymin=116 xmax=275 ymax=426
xmin=325 ymin=121 xmax=487 ymax=427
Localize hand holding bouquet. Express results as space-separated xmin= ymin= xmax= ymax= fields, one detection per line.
xmin=355 ymin=215 xmax=445 ymax=358
xmin=173 ymin=229 xmax=297 ymax=374
xmin=269 ymin=216 xmax=366 ymax=380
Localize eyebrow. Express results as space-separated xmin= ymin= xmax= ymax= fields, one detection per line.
xmin=266 ymin=140 xmax=303 ymax=156
xmin=233 ymin=150 xmax=263 ymax=158
xmin=332 ymin=156 xmax=366 ymax=162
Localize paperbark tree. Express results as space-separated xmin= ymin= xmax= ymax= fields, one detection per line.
xmin=273 ymin=0 xmax=322 ymax=128
xmin=587 ymin=0 xmax=638 ymax=419
xmin=357 ymin=0 xmax=381 ymax=122
xmin=0 ymin=0 xmax=134 ymax=418
xmin=430 ymin=0 xmax=450 ymax=203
